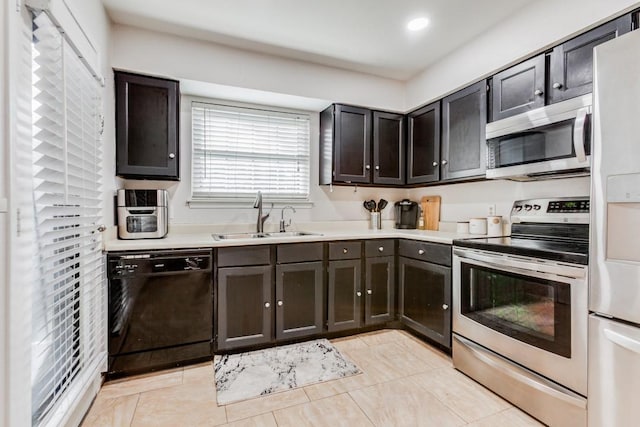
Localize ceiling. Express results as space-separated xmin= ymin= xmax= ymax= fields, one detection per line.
xmin=102 ymin=0 xmax=534 ymax=81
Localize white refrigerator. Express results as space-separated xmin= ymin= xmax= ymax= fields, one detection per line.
xmin=590 ymin=28 xmax=640 ymax=427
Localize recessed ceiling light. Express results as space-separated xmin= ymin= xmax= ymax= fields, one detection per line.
xmin=407 ymin=17 xmax=429 ymax=32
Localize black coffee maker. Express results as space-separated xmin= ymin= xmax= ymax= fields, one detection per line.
xmin=394 ymin=199 xmax=419 ymax=229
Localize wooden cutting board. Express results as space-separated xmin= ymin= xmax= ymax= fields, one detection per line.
xmin=420 ymin=196 xmax=441 ymax=231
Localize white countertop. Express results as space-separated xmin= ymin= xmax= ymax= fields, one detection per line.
xmin=103 ymin=221 xmax=485 ymax=251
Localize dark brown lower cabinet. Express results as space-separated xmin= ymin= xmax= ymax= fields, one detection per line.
xmin=327 ymin=259 xmax=362 ymax=332
xmin=365 ymin=256 xmax=395 ymax=325
xmin=217 ymin=265 xmax=273 ymax=351
xmin=275 ymin=262 xmax=324 ymax=340
xmin=398 ymin=257 xmax=451 ymax=348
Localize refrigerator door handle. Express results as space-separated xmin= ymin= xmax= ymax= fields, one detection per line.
xmin=573 ymin=107 xmax=590 ymax=163
xmin=604 ymin=328 xmax=640 ymax=354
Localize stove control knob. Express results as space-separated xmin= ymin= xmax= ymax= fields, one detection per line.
xmin=514 ymin=205 xmax=523 ymax=212
xmin=524 ymin=204 xmax=533 ymax=211
xmin=533 ymin=204 xmax=541 ymax=210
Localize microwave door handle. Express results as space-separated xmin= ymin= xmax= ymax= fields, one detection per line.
xmin=573 ymin=107 xmax=589 ymax=163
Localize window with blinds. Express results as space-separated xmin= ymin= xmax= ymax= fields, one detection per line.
xmin=191 ymin=102 xmax=310 ymax=200
xmin=31 ymin=11 xmax=105 ymax=427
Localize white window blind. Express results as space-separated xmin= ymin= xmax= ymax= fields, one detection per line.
xmin=191 ymin=102 xmax=310 ymax=200
xmin=31 ymin=11 xmax=105 ymax=427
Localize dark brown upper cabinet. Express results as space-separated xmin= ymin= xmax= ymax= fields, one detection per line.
xmin=548 ymin=15 xmax=632 ymax=104
xmin=115 ymin=71 xmax=180 ymax=180
xmin=407 ymin=101 xmax=440 ymax=184
xmin=441 ymin=81 xmax=487 ymax=181
xmin=373 ymin=112 xmax=405 ymax=185
xmin=320 ymin=104 xmax=405 ymax=186
xmin=491 ymin=54 xmax=545 ymax=122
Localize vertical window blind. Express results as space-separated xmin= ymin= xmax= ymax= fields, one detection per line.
xmin=31 ymin=11 xmax=105 ymax=427
xmin=191 ymin=102 xmax=310 ymax=200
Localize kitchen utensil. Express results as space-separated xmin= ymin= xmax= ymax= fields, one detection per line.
xmin=420 ymin=196 xmax=441 ymax=231
xmin=363 ymin=200 xmax=376 ymax=212
xmin=377 ymin=199 xmax=388 ymax=212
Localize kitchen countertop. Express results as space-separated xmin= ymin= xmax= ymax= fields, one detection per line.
xmin=103 ymin=221 xmax=486 ymax=252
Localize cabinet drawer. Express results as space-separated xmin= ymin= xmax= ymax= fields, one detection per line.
xmin=365 ymin=239 xmax=395 ymax=257
xmin=398 ymin=240 xmax=451 ymax=266
xmin=277 ymin=242 xmax=323 ymax=264
xmin=329 ymin=241 xmax=362 ymax=260
xmin=217 ymin=245 xmax=271 ymax=267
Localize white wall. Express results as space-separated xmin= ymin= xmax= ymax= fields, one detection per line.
xmin=406 ymin=0 xmax=640 ymax=109
xmin=111 ymin=24 xmax=405 ymax=112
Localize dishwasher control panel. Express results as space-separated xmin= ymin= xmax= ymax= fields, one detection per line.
xmin=108 ymin=250 xmax=212 ymax=277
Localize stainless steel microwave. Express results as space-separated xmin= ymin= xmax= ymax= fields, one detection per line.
xmin=485 ymin=93 xmax=592 ymax=181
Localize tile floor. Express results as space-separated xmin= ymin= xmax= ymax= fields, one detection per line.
xmin=82 ymin=330 xmax=544 ymax=426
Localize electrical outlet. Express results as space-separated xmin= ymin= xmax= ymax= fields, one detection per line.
xmin=488 ymin=204 xmax=496 ymax=216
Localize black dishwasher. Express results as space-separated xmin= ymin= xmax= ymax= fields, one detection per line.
xmin=107 ymin=249 xmax=213 ymax=377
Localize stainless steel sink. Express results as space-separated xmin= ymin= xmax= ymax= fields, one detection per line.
xmin=264 ymin=231 xmax=322 ymax=238
xmin=212 ymin=232 xmax=268 ymax=240
xmin=212 ymin=231 xmax=321 ymax=241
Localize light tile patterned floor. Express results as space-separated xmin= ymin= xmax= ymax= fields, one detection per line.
xmin=82 ymin=330 xmax=544 ymax=427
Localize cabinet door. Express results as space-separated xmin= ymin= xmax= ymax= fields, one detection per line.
xmin=334 ymin=105 xmax=371 ymax=183
xmin=373 ymin=112 xmax=405 ymax=185
xmin=441 ymin=81 xmax=487 ymax=181
xmin=365 ymin=256 xmax=395 ymax=325
xmin=398 ymin=257 xmax=451 ymax=348
xmin=275 ymin=262 xmax=324 ymax=341
xmin=217 ymin=265 xmax=273 ymax=350
xmin=407 ymin=101 xmax=440 ymax=184
xmin=327 ymin=259 xmax=362 ymax=332
xmin=549 ymin=15 xmax=632 ymax=104
xmin=491 ymin=54 xmax=545 ymax=121
xmin=115 ymin=71 xmax=179 ymax=180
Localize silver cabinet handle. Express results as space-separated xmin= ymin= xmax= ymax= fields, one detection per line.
xmin=375 ymin=165 xmax=380 ymax=170
xmin=169 ymin=153 xmax=176 ymax=159
xmin=552 ymin=82 xmax=563 ymax=89
xmin=378 ymin=246 xmax=384 ymax=252
xmin=432 ymin=161 xmax=438 ymax=167
xmin=96 ymin=224 xmax=107 ymax=232
xmin=343 ymin=248 xmax=348 ymax=254
xmin=264 ymin=302 xmax=270 ymax=308
xmin=418 ymin=249 xmax=425 ymax=255
xmin=534 ymin=89 xmax=543 ymax=96
xmin=365 ymin=165 xmax=371 ymax=170
xmin=441 ymin=160 xmax=448 ymax=165
xmin=277 ymin=300 xmax=283 ymax=307
xmin=442 ymin=304 xmax=449 ymax=310
xmin=367 ymin=290 xmax=373 ymax=295
xmin=356 ymin=291 xmax=362 ymax=297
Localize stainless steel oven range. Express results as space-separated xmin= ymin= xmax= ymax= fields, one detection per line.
xmin=452 ymin=197 xmax=589 ymax=427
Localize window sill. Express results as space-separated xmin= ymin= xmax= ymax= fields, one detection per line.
xmin=187 ymin=199 xmax=315 ymax=209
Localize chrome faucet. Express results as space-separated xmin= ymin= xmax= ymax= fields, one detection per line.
xmin=253 ymin=191 xmax=271 ymax=233
xmin=280 ymin=206 xmax=296 ymax=232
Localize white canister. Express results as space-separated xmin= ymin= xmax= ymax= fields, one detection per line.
xmin=469 ymin=218 xmax=487 ymax=235
xmin=456 ymin=221 xmax=470 ymax=234
xmin=487 ymin=216 xmax=503 ymax=236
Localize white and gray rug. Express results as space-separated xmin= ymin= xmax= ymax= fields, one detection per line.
xmin=213 ymin=339 xmax=361 ymax=405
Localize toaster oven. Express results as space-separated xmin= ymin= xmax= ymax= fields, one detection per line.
xmin=117 ymin=189 xmax=168 ymax=239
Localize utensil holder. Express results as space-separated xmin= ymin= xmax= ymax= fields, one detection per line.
xmin=370 ymin=212 xmax=381 ymax=230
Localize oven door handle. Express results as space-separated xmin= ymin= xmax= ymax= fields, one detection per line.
xmin=453 ymin=248 xmax=586 ymax=279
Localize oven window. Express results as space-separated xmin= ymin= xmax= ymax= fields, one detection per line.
xmin=460 ymin=262 xmax=571 ymax=358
